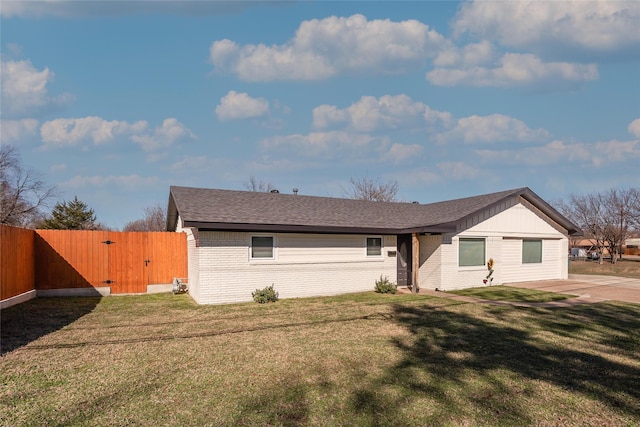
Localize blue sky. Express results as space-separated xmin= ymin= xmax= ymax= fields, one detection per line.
xmin=2 ymin=0 xmax=639 ymax=229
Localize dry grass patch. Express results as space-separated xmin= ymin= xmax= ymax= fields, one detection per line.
xmin=569 ymin=257 xmax=640 ymax=278
xmin=1 ymin=292 xmax=639 ymax=426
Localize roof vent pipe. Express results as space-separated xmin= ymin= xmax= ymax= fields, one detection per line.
xmin=293 ymin=188 xmax=298 ymax=195
xmin=270 ymin=189 xmax=279 ymax=193
xmin=412 ymin=201 xmax=419 ymax=204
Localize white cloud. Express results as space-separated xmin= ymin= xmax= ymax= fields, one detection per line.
xmin=131 ymin=118 xmax=196 ymax=151
xmin=452 ymin=1 xmax=640 ymax=61
xmin=476 ymin=140 xmax=583 ymax=166
xmin=427 ymin=53 xmax=598 ymax=87
xmin=312 ymin=105 xmax=348 ymax=129
xmin=436 ymin=114 xmax=549 ymax=144
xmin=215 ymin=91 xmax=270 ymax=121
xmin=262 ymin=131 xmax=386 ymax=159
xmin=347 ymin=95 xmax=427 ymax=132
xmin=210 ymin=14 xmax=446 ymax=81
xmin=1 ymin=59 xmax=72 ymax=116
xmin=628 ymin=118 xmax=640 ymax=138
xmin=433 ymin=40 xmax=495 ymax=67
xmin=423 ymin=106 xmax=454 ymax=129
xmin=40 ymin=116 xmax=148 ymax=146
xmin=1 ymin=119 xmax=39 ymax=142
xmin=40 ymin=116 xmax=194 ymax=151
xmin=1 ymin=60 xmax=50 ymax=111
xmin=475 ymin=139 xmax=639 ymax=167
xmin=386 ymin=143 xmax=423 ymax=164
xmin=313 ymin=94 xmax=452 ymax=132
xmin=62 ymin=174 xmax=160 ymax=189
xmin=592 ymin=140 xmax=640 ymax=167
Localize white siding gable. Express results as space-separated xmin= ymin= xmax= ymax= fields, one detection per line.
xmin=419 ymin=200 xmax=568 ymax=292
xmin=460 ymin=202 xmax=563 ymax=238
xmin=174 ymin=215 xmax=185 ymax=232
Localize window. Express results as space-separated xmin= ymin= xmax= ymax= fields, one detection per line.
xmin=459 ymin=238 xmax=485 ymax=267
xmin=251 ymin=236 xmax=274 ymax=259
xmin=366 ymin=237 xmax=382 ymax=256
xmin=522 ymin=239 xmax=542 ymax=264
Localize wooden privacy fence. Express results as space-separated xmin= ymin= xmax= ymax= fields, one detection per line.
xmin=35 ymin=230 xmax=187 ymax=294
xmin=1 ymin=225 xmax=188 ymax=301
xmin=1 ymin=225 xmax=36 ymax=301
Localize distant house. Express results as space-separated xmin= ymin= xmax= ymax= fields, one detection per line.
xmin=167 ymin=186 xmax=580 ymax=305
xmin=571 ymin=238 xmax=606 ymax=259
xmin=624 ymin=238 xmax=640 ymax=256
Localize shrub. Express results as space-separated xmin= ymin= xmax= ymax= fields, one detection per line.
xmin=252 ymin=284 xmax=279 ymax=303
xmin=374 ymin=275 xmax=397 ymax=294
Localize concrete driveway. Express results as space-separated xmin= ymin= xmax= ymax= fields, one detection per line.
xmin=508 ymin=274 xmax=640 ymax=304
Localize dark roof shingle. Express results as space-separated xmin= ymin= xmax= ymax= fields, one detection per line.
xmin=167 ymin=186 xmax=579 ymax=234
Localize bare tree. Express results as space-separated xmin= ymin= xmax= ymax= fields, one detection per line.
xmin=243 ymin=176 xmax=277 ymax=193
xmin=601 ymin=188 xmax=638 ymax=263
xmin=123 ymin=204 xmax=167 ymax=231
xmin=342 ymin=176 xmax=399 ymax=202
xmin=553 ymin=198 xmax=583 ymax=252
xmin=630 ymin=188 xmax=640 ymax=230
xmin=0 ymin=145 xmax=58 ymax=227
xmin=558 ymin=192 xmax=609 ymax=263
xmin=559 ymin=188 xmax=639 ymax=264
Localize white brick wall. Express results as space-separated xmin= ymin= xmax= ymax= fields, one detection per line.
xmin=180 ymin=198 xmax=570 ymax=301
xmin=418 ymin=234 xmax=442 ymax=290
xmin=184 ymin=228 xmax=200 ymax=302
xmin=191 ymin=231 xmax=397 ymax=304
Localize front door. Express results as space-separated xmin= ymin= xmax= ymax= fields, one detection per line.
xmin=397 ymin=234 xmax=412 ymax=287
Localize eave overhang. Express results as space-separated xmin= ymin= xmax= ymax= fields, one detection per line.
xmin=182 ymin=221 xmax=401 ymax=235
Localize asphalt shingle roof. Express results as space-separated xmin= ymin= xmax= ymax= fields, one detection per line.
xmin=167 ymin=186 xmax=580 ymax=235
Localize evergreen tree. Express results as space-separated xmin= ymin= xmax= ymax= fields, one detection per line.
xmin=41 ymin=196 xmax=97 ymax=230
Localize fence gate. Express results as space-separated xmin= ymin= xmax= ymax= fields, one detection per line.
xmin=35 ymin=230 xmax=187 ymax=294
xmin=102 ymin=232 xmax=149 ymax=294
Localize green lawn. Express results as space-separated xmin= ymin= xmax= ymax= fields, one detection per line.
xmin=450 ymin=285 xmax=576 ymax=303
xmin=1 ymin=292 xmax=639 ymax=426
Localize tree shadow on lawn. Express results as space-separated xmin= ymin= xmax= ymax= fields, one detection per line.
xmin=1 ymin=297 xmax=101 ymax=355
xmin=350 ymin=302 xmax=640 ymax=425
xmin=527 ymin=302 xmax=640 ymax=358
xmin=232 ymin=374 xmax=312 ymax=427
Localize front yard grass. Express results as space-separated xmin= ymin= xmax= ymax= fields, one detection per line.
xmin=569 ymin=257 xmax=640 ymax=279
xmin=1 ymin=292 xmax=639 ymax=426
xmin=450 ymin=285 xmax=576 ymax=303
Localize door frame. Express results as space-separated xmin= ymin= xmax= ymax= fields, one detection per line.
xmin=397 ymin=234 xmax=412 ymax=287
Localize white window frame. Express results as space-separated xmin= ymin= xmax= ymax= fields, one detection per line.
xmin=458 ymin=237 xmax=486 ymax=268
xmin=365 ymin=236 xmax=383 ymax=258
xmin=522 ymin=239 xmax=543 ymax=264
xmin=249 ymin=235 xmax=276 ymax=261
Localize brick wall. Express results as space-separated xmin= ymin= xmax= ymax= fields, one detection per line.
xmin=191 ymin=231 xmax=397 ymax=304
